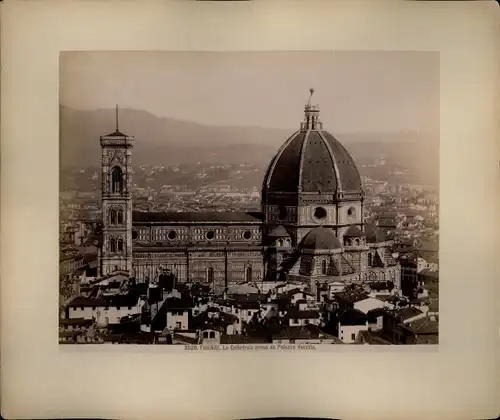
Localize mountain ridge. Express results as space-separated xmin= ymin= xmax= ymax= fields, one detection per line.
xmin=60 ymin=106 xmax=439 ymax=175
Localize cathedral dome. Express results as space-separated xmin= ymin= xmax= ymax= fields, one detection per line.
xmin=344 ymin=226 xmax=365 ymax=238
xmin=365 ymin=223 xmax=386 ymax=243
xmin=268 ymin=225 xmax=290 ymax=237
xmin=262 ymin=89 xmax=362 ymax=198
xmin=300 ymin=227 xmax=342 ymax=250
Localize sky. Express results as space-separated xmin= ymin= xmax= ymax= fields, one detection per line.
xmin=60 ymin=50 xmax=439 ymax=133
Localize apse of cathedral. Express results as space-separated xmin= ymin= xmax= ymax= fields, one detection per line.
xmin=98 ymin=90 xmax=401 ymax=294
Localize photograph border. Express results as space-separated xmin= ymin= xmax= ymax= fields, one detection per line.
xmin=1 ymin=1 xmax=499 ymax=419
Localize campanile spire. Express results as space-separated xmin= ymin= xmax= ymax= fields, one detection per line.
xmin=115 ymin=104 xmax=119 ymax=132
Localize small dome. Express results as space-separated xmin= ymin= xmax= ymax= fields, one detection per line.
xmin=268 ymin=226 xmax=290 ymax=237
xmin=365 ymin=223 xmax=386 ymax=243
xmin=344 ymin=226 xmax=365 ymax=238
xmin=301 ymin=227 xmax=342 ymax=250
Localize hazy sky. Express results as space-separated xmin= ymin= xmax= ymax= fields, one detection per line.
xmin=60 ymin=51 xmax=439 ymax=133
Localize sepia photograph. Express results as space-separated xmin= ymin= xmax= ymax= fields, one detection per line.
xmin=4 ymin=1 xmax=499 ymax=418
xmin=59 ymin=50 xmax=440 ymax=347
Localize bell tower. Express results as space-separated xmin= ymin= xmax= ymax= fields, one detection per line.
xmin=100 ymin=105 xmax=134 ymax=276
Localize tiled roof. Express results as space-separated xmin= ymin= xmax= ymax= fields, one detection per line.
xmin=396 ymin=306 xmax=423 ymax=321
xmin=369 ymin=281 xmax=394 ymax=291
xmin=372 ymin=251 xmax=385 ymax=268
xmin=235 ymin=301 xmax=261 ymax=310
xmin=272 ymin=325 xmax=342 ymax=342
xmin=365 ymin=223 xmax=387 ymax=243
xmin=231 ymin=292 xmax=267 ymax=303
xmin=191 ymin=312 xmax=235 ymax=330
xmin=366 ymin=308 xmax=387 ymax=319
xmin=374 ymin=294 xmax=399 ymax=302
xmin=428 ymin=298 xmax=439 ymax=312
xmin=82 ymin=253 xmax=98 ymax=264
xmin=356 ymin=330 xmax=392 ymax=345
xmin=67 ymin=291 xmax=141 ymax=308
xmin=104 ymin=333 xmax=125 ymax=343
xmin=415 ymin=239 xmax=439 ymax=252
xmin=121 ymin=332 xmax=156 ymax=344
xmin=166 ymin=297 xmax=194 ymax=310
xmin=271 ymin=298 xmax=290 ymax=311
xmin=340 ymin=255 xmax=355 ymax=274
xmin=304 ymin=324 xmax=342 ymax=342
xmin=377 ymin=222 xmax=397 ymax=230
xmin=385 ymin=254 xmax=398 ymax=266
xmin=67 ymin=296 xmax=107 ymax=307
xmin=287 ymin=308 xmax=320 ymax=319
xmin=410 ymin=297 xmax=430 ymax=305
xmin=219 ymin=312 xmax=239 ymax=324
xmin=220 ymin=335 xmax=268 ymax=344
xmin=60 ymin=318 xmax=93 ymax=326
xmin=338 ymin=308 xmax=368 ymax=326
xmin=214 ymin=298 xmax=230 ymax=306
xmin=417 ymin=252 xmax=439 ymax=264
xmin=272 ymin=326 xmax=315 ymax=340
xmin=106 ymin=292 xmax=141 ymax=308
xmin=132 ymin=211 xmax=264 ymax=223
xmin=172 ymin=333 xmax=198 ymax=345
xmin=418 ymin=269 xmax=439 ymax=279
xmin=284 ymin=288 xmax=302 ymax=297
xmin=407 ymin=317 xmax=439 ymax=335
xmin=335 ymin=290 xmax=369 ymax=304
xmin=59 ymin=331 xmax=79 ymax=338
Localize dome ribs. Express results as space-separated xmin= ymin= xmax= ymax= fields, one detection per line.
xmin=301 ymin=131 xmax=338 ymax=194
xmin=321 ymin=132 xmax=363 ymax=193
xmin=267 ymin=132 xmax=305 ymax=193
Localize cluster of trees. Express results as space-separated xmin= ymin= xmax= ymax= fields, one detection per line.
xmin=83 ymin=220 xmax=103 ymax=247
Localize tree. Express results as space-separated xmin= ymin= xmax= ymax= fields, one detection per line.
xmin=84 ymin=219 xmax=103 ymax=247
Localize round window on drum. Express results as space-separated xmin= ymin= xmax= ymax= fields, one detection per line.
xmin=347 ymin=206 xmax=356 ymax=222
xmin=313 ymin=206 xmax=327 ymax=221
xmin=167 ymin=230 xmax=177 ymax=240
xmin=206 ymin=230 xmax=215 ymax=240
xmin=243 ymin=230 xmax=252 ymax=240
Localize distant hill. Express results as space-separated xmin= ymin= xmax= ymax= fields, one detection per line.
xmin=60 ymin=106 xmax=439 ymax=185
xmin=60 ymin=106 xmax=290 ymax=167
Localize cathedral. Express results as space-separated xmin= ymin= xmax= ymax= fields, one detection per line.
xmin=98 ymin=89 xmax=401 ymax=293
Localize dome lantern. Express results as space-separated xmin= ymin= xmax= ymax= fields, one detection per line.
xmin=301 ymin=88 xmax=323 ymax=131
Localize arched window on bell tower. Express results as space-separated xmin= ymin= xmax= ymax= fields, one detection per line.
xmin=368 ymin=253 xmax=373 ymax=267
xmin=110 ymin=238 xmax=116 ymax=253
xmin=117 ymin=210 xmax=124 ymax=224
xmin=321 ymin=260 xmax=327 ymax=275
xmin=111 ymin=166 xmax=124 ymax=194
xmin=117 ymin=238 xmax=124 ymax=253
xmin=110 ymin=209 xmax=117 ymax=225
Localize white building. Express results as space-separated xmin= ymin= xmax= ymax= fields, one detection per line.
xmin=337 ymin=308 xmax=369 ymax=344
xmin=165 ymin=297 xmax=193 ymax=330
xmin=66 ymin=294 xmax=146 ymax=325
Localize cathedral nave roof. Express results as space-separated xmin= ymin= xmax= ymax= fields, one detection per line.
xmin=132 ymin=211 xmax=264 ymax=224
